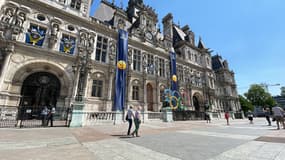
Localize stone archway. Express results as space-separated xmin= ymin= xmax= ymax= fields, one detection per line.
xmin=193 ymin=92 xmax=204 ymax=118
xmin=10 ymin=61 xmax=73 ymax=107
xmin=147 ymin=83 xmax=154 ymax=111
xmin=19 ymin=72 xmax=61 ymax=120
xmin=20 ymin=72 xmax=61 ymax=107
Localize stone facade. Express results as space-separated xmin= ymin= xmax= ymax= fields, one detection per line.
xmin=0 ymin=0 xmax=240 ymax=120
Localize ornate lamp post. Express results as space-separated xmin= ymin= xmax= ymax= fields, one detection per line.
xmin=69 ymin=31 xmax=95 ymax=127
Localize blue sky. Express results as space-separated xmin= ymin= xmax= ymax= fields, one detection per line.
xmin=90 ymin=0 xmax=285 ymax=96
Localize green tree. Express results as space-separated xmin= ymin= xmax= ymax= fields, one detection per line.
xmin=244 ymin=84 xmax=276 ymax=108
xmin=239 ymin=95 xmax=253 ymax=112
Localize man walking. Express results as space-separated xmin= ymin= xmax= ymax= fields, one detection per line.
xmin=126 ymin=106 xmax=134 ymax=136
xmin=272 ymin=105 xmax=285 ymax=130
xmin=48 ymin=107 xmax=56 ymax=127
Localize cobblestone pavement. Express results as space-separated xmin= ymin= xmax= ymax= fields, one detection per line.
xmin=0 ymin=118 xmax=285 ymax=160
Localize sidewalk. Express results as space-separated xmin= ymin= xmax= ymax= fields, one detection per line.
xmin=0 ymin=118 xmax=284 ymax=160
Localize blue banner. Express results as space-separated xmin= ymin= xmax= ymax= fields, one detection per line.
xmin=114 ymin=29 xmax=128 ymax=111
xmin=170 ymin=51 xmax=178 ymax=91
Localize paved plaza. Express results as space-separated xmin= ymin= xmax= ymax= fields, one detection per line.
xmin=0 ymin=118 xmax=285 ymax=160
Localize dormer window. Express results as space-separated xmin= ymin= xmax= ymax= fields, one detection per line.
xmin=70 ymin=0 xmax=81 ymax=10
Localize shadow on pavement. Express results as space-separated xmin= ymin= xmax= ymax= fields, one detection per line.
xmin=111 ymin=134 xmax=134 ymax=139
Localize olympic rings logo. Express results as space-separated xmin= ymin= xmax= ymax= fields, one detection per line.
xmin=163 ymin=89 xmax=181 ymax=110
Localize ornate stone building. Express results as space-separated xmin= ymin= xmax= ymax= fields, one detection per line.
xmin=0 ymin=0 xmax=240 ymax=122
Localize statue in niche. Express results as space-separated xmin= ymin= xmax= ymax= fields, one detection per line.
xmin=49 ymin=23 xmax=59 ymax=48
xmin=1 ymin=8 xmax=14 ymax=24
xmin=51 ymin=23 xmax=59 ymax=37
xmin=15 ymin=11 xmax=26 ymax=28
xmin=79 ymin=32 xmax=87 ymax=47
xmin=117 ymin=19 xmax=125 ymax=30
xmin=88 ymin=34 xmax=95 ymax=49
xmin=128 ymin=49 xmax=133 ymax=66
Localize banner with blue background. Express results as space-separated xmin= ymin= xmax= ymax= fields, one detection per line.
xmin=114 ymin=29 xmax=128 ymax=111
xmin=170 ymin=51 xmax=178 ymax=91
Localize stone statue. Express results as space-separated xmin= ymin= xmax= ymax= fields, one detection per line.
xmin=79 ymin=32 xmax=87 ymax=47
xmin=88 ymin=35 xmax=95 ymax=48
xmin=51 ymin=23 xmax=59 ymax=36
xmin=1 ymin=8 xmax=14 ymax=24
xmin=15 ymin=11 xmax=26 ymax=27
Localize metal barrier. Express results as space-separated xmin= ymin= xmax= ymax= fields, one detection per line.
xmin=0 ymin=106 xmax=17 ymax=128
xmin=84 ymin=111 xmax=116 ymax=126
xmin=0 ymin=106 xmax=70 ymax=128
xmin=147 ymin=112 xmax=162 ymax=120
xmin=173 ymin=111 xmax=205 ymax=121
xmin=212 ymin=112 xmax=220 ymax=118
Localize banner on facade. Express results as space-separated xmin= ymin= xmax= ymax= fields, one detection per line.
xmin=114 ymin=29 xmax=128 ymax=111
xmin=170 ymin=51 xmax=178 ymax=92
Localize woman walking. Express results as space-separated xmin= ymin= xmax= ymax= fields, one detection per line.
xmin=132 ymin=106 xmax=142 ymax=137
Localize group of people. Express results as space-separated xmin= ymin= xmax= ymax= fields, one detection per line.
xmin=41 ymin=106 xmax=56 ymax=127
xmin=125 ymin=106 xmax=142 ymax=137
xmin=224 ymin=105 xmax=285 ymax=130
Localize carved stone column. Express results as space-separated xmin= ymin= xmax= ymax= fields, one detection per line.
xmin=0 ymin=43 xmax=14 ymax=91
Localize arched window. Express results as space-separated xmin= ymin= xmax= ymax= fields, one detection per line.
xmin=70 ymin=0 xmax=81 ymax=10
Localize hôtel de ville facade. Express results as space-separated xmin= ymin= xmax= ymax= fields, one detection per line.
xmin=0 ymin=0 xmax=241 ymax=124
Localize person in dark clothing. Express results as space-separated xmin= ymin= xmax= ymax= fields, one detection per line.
xmin=126 ymin=106 xmax=134 ymax=136
xmin=264 ymin=108 xmax=271 ymax=126
xmin=41 ymin=106 xmax=49 ymax=127
xmin=47 ymin=107 xmax=56 ymax=127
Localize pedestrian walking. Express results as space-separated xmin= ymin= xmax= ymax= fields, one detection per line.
xmin=247 ymin=111 xmax=254 ymax=124
xmin=41 ymin=106 xmax=49 ymax=127
xmin=132 ymin=106 xmax=142 ymax=137
xmin=272 ymin=105 xmax=285 ymax=130
xmin=225 ymin=111 xmax=230 ymax=125
xmin=66 ymin=107 xmax=72 ymax=127
xmin=264 ymin=107 xmax=271 ymax=126
xmin=47 ymin=106 xmax=56 ymax=127
xmin=205 ymin=111 xmax=211 ymax=123
xmin=126 ymin=106 xmax=134 ymax=136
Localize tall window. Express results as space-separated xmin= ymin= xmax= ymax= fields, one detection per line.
xmin=91 ymin=80 xmax=103 ymax=97
xmin=177 ymin=66 xmax=184 ymax=81
xmin=132 ymin=86 xmax=139 ymax=100
xmin=70 ymin=0 xmax=81 ymax=10
xmin=158 ymin=58 xmax=165 ymax=77
xmin=133 ymin=49 xmax=141 ymax=72
xmin=95 ymin=36 xmax=108 ymax=63
xmin=147 ymin=54 xmax=154 ymax=74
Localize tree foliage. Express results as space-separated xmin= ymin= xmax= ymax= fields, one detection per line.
xmin=239 ymin=95 xmax=253 ymax=112
xmin=244 ymin=84 xmax=276 ymax=108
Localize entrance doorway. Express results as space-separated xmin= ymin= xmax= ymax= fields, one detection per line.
xmin=18 ymin=72 xmax=64 ymax=127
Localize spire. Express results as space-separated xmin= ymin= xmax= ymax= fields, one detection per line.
xmin=198 ymin=36 xmax=206 ymax=49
